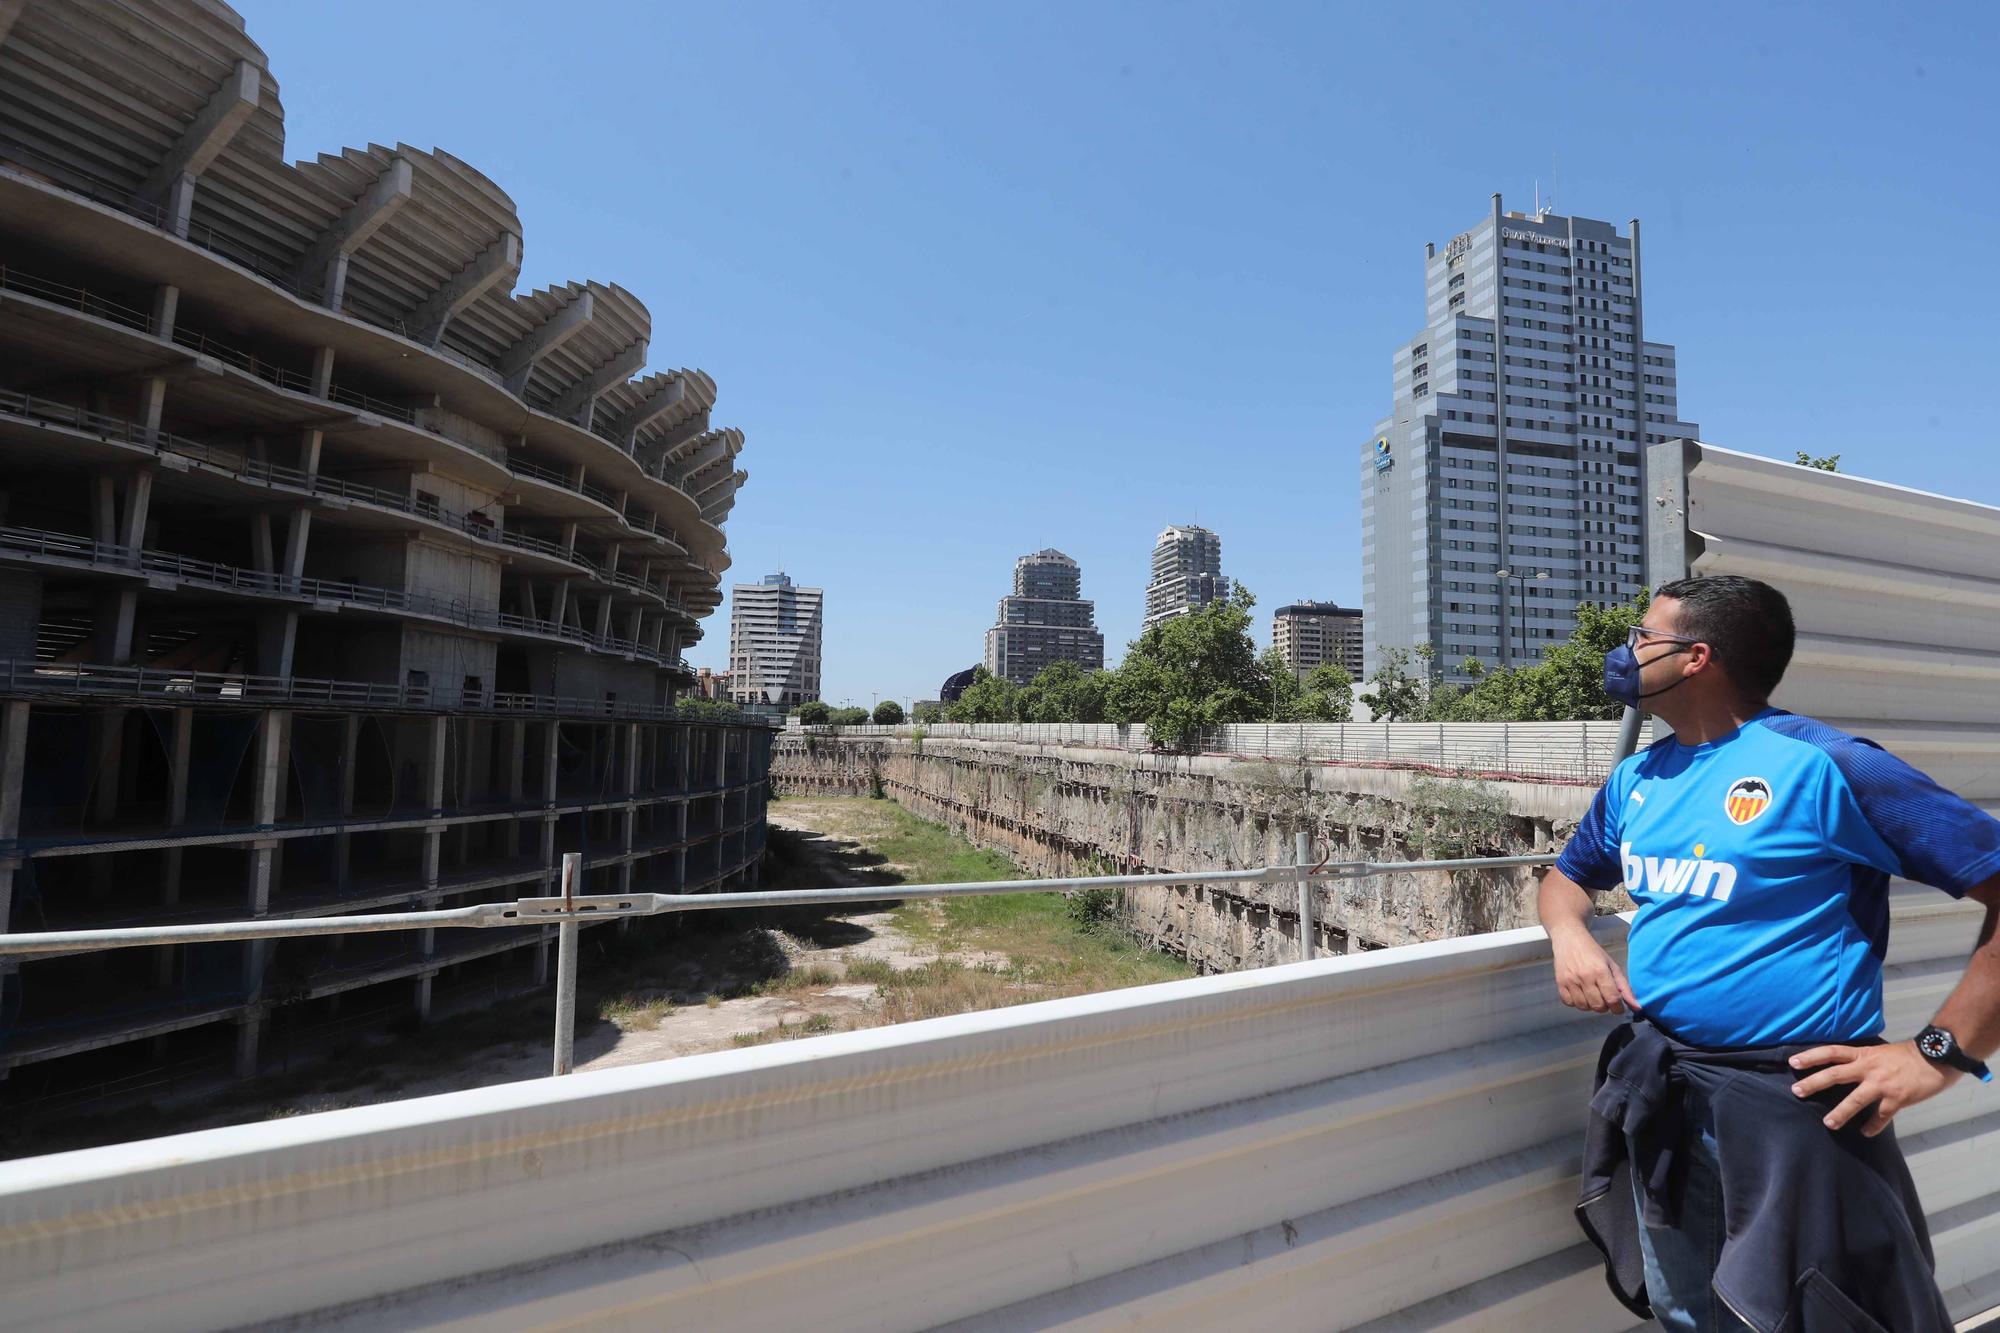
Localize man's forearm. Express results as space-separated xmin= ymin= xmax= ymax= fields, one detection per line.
xmin=1538 ymin=869 xmax=1598 ymax=941
xmin=1931 ymin=887 xmax=2000 ymax=1061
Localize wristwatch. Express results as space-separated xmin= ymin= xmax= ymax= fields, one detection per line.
xmin=1915 ymin=1024 xmax=1993 ymax=1083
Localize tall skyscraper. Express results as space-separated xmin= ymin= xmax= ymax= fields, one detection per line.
xmin=1273 ymin=602 xmax=1364 ymax=680
xmin=728 ymin=573 xmax=823 ymax=709
xmin=1143 ymin=524 xmax=1229 ymax=630
xmin=1361 ymin=196 xmax=1698 ymax=681
xmin=983 ymin=549 xmax=1105 ymax=685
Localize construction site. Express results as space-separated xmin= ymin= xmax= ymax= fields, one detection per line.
xmin=0 ymin=0 xmax=770 ymax=1096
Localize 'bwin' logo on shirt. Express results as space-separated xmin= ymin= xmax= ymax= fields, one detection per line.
xmin=1620 ymin=841 xmax=1738 ymax=902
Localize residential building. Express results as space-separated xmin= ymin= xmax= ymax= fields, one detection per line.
xmin=0 ymin=1 xmax=768 ymax=1095
xmin=1360 ymin=196 xmax=1698 ymax=680
xmin=694 ymin=667 xmax=731 ymax=701
xmin=982 ymin=549 xmax=1105 ymax=685
xmin=1273 ymin=602 xmax=1363 ymax=679
xmin=1142 ymin=525 xmax=1229 ymax=630
xmin=728 ymin=574 xmax=822 ymax=709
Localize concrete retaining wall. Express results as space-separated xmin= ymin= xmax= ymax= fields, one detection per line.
xmin=773 ymin=734 xmax=1606 ymax=969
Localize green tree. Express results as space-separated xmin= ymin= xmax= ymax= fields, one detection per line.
xmin=1434 ymin=590 xmax=1652 ymax=722
xmin=872 ymin=700 xmax=905 ymax=725
xmin=1794 ymin=451 xmax=1841 ymax=472
xmin=946 ymin=667 xmax=1021 ymax=722
xmin=1294 ymin=663 xmax=1355 ymax=722
xmin=1017 ymin=659 xmax=1112 ymax=723
xmin=1106 ymin=586 xmax=1269 ymax=751
xmin=1359 ymin=646 xmax=1428 ymax=722
xmin=911 ymin=700 xmax=944 ymax=724
xmin=826 ymin=706 xmax=871 ymax=726
xmin=796 ymin=700 xmax=830 ymax=725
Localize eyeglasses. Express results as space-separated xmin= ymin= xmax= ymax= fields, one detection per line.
xmin=1627 ymin=625 xmax=1703 ymax=651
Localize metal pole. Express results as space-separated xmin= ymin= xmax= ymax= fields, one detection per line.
xmin=1614 ymin=704 xmax=1645 ymax=767
xmin=553 ymin=851 xmax=580 ymax=1076
xmin=1294 ymin=830 xmax=1315 ymax=963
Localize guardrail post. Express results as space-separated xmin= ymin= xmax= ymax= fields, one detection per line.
xmin=1294 ymin=830 xmax=1314 ymax=963
xmin=552 ymin=851 xmax=581 ymax=1076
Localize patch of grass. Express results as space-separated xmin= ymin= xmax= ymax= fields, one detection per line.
xmin=842 ymin=957 xmax=900 ymax=986
xmin=601 ymin=993 xmax=675 ymax=1031
xmin=800 ymin=1012 xmax=837 ymax=1035
xmin=704 ymin=994 xmax=722 ymax=1008
xmin=756 ymin=964 xmax=841 ymax=994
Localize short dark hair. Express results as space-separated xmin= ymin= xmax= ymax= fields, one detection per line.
xmin=1653 ymin=575 xmax=1795 ymax=702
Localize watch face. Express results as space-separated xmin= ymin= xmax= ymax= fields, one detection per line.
xmin=1919 ymin=1028 xmax=1954 ymax=1060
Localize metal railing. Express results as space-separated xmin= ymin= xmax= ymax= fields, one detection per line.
xmin=0 ymin=389 xmax=695 ymax=605
xmin=0 ymin=845 xmax=1557 ymax=1076
xmin=0 ymin=658 xmax=730 ymax=721
xmin=0 ymin=520 xmax=693 ymax=662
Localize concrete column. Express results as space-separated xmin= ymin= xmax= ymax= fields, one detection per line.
xmin=150 ymin=284 xmax=181 ymax=339
xmin=93 ymin=475 xmax=117 ymax=544
xmin=550 ymin=580 xmax=571 ymax=628
xmin=298 ymin=428 xmax=324 ymax=480
xmin=619 ymin=721 xmax=640 ymax=897
xmin=504 ymin=720 xmax=525 ymax=858
xmin=281 ymin=509 xmax=312 ymax=580
xmin=137 ymin=378 xmax=167 ymax=448
xmin=332 ymin=714 xmax=359 ymax=888
xmin=0 ymin=702 xmax=31 ymax=1010
xmin=594 ymin=594 xmax=613 ymax=641
xmin=323 ymin=253 xmax=351 ymax=312
xmin=254 ymin=610 xmax=298 ymax=679
xmin=561 ymin=521 xmax=578 ymax=558
xmin=676 ymin=723 xmax=691 ymax=891
xmin=309 ymin=347 xmax=336 ymax=399
xmin=418 ymin=715 xmax=448 ymax=953
xmin=158 ymin=706 xmax=193 ymax=984
xmin=119 ymin=471 xmax=153 ymax=552
xmin=251 ymin=513 xmax=275 ymax=574
xmin=237 ymin=709 xmax=288 ymax=1077
xmin=88 ymin=711 xmax=126 ymax=902
xmin=164 ymin=172 xmax=196 ymax=238
xmin=538 ymin=720 xmax=560 ymax=893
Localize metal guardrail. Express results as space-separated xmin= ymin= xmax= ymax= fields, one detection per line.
xmin=0 ymin=846 xmax=1556 ymax=1077
xmin=0 ymin=520 xmax=691 ymax=663
xmin=0 ymin=389 xmax=695 ymax=606
xmin=0 ymin=659 xmax=729 ymax=721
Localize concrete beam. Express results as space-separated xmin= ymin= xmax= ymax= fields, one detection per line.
xmin=546 ymin=338 xmax=647 ymax=428
xmin=406 ymin=231 xmax=520 ymax=347
xmin=295 ymin=156 xmax=414 ymax=307
xmin=609 ymin=376 xmax=684 ymax=450
xmin=141 ymin=60 xmax=260 ymax=202
xmin=638 ymin=409 xmax=709 ymax=470
xmin=668 ymin=435 xmax=737 ymax=489
xmin=498 ymin=292 xmax=595 ymax=395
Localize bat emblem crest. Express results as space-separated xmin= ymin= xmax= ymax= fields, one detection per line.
xmin=1725 ymin=776 xmax=1773 ymax=826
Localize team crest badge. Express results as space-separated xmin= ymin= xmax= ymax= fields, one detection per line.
xmin=1725 ymin=776 xmax=1773 ymax=826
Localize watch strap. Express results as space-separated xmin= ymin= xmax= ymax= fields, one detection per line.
xmin=1918 ymin=1025 xmax=1993 ymax=1083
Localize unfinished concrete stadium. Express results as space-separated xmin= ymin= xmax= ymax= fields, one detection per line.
xmin=0 ymin=0 xmax=769 ymax=1094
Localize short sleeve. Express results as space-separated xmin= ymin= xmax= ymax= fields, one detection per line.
xmin=1815 ymin=740 xmax=2000 ymax=897
xmin=1557 ymin=776 xmax=1624 ymax=891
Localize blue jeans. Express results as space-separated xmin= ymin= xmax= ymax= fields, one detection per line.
xmin=1631 ymin=1103 xmax=1754 ymax=1333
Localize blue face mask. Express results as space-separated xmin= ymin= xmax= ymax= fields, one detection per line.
xmin=1602 ymin=642 xmax=1693 ymax=709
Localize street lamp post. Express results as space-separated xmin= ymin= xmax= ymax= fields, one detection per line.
xmin=1494 ymin=567 xmax=1512 ymax=669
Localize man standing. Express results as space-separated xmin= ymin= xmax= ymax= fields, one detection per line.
xmin=1539 ymin=575 xmax=2000 ymax=1332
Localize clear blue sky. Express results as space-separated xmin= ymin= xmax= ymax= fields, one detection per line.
xmin=248 ymin=1 xmax=1998 ymax=708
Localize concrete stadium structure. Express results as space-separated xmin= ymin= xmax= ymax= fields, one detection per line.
xmin=0 ymin=1 xmax=769 ymax=1091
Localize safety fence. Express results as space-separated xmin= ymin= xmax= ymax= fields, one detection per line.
xmin=2 ymin=863 xmax=1995 ymax=1330
xmin=793 ymin=718 xmax=1648 ymax=783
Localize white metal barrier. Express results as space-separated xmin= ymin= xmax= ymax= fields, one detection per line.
xmin=2 ymin=888 xmax=1995 ymax=1331
xmin=792 ymin=719 xmax=1642 ymax=782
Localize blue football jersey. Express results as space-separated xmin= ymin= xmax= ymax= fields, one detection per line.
xmin=1555 ymin=709 xmax=2000 ymax=1047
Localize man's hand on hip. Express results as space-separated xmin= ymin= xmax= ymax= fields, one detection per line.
xmin=1549 ymin=924 xmax=1639 ymax=1015
xmin=1790 ymin=1041 xmax=1957 ymax=1137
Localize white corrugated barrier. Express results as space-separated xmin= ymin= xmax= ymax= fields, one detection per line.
xmin=1648 ymin=441 xmax=2000 ymax=810
xmin=793 ymin=719 xmax=1641 ymax=782
xmin=2 ymin=889 xmax=1995 ymax=1331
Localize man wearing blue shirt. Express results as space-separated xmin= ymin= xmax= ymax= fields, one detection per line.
xmin=1539 ymin=575 xmax=2000 ymax=1331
